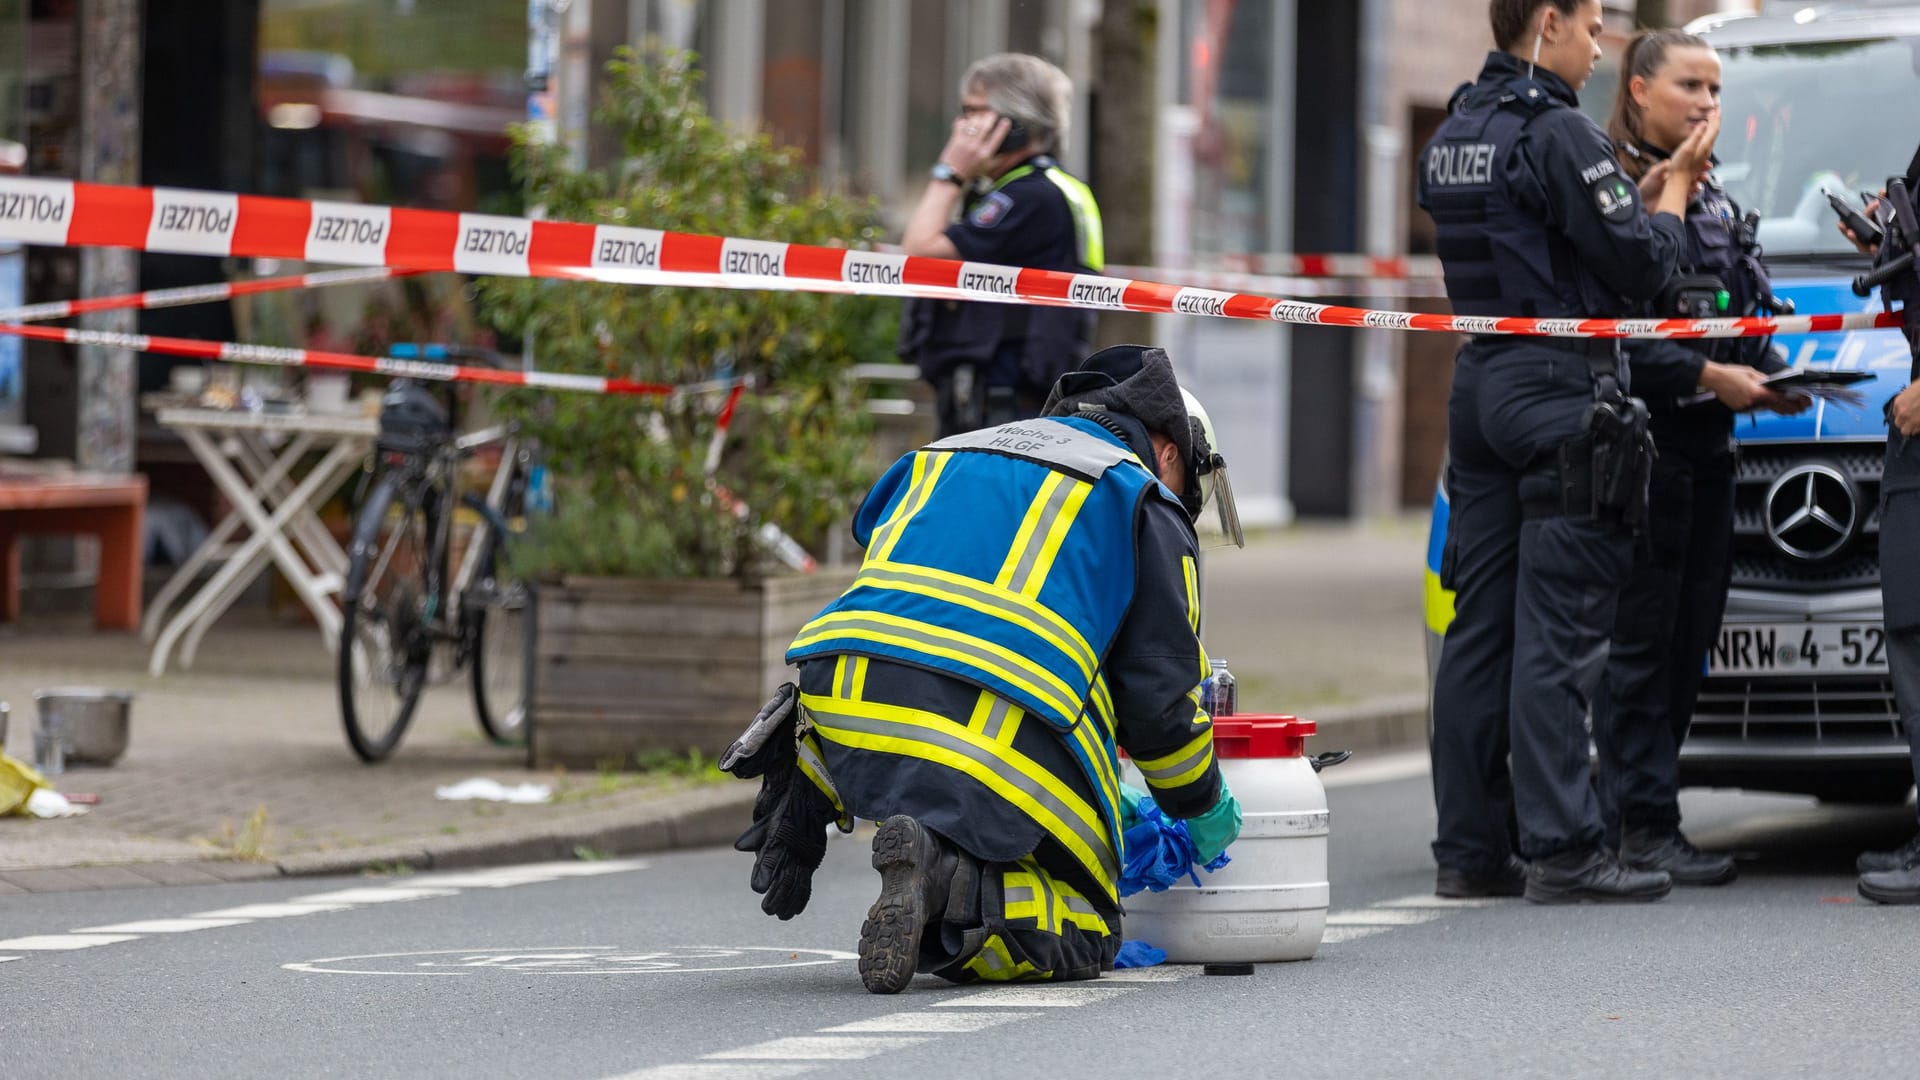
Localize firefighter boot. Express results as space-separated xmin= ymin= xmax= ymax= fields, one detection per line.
xmin=859 ymin=815 xmax=962 ymax=994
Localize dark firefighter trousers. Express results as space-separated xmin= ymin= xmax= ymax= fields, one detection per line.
xmin=796 ymin=657 xmax=1121 ymax=982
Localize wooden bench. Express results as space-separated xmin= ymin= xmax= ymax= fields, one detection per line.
xmin=0 ymin=472 xmax=148 ymax=630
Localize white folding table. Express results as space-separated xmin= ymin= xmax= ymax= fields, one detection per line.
xmin=145 ymin=407 xmax=378 ymax=676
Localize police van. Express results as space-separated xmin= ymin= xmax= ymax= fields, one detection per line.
xmin=1423 ymin=3 xmax=1920 ymax=803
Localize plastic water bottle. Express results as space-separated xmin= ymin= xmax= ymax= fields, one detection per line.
xmin=1203 ymin=657 xmax=1237 ymax=717
xmin=34 ymin=709 xmax=63 ymax=776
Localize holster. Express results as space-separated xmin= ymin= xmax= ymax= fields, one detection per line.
xmin=1528 ymin=341 xmax=1654 ymax=529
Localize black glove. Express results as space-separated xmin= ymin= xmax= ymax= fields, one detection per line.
xmin=721 ymin=683 xmax=834 ymax=920
xmin=747 ymin=778 xmax=839 ymax=920
xmin=722 ymin=683 xmax=799 ymax=855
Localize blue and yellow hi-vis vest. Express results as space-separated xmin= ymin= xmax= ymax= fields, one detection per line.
xmin=788 ymin=415 xmax=1182 ymax=867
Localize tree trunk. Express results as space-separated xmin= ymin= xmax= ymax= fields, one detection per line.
xmin=1634 ymin=0 xmax=1670 ymax=29
xmin=1093 ymin=0 xmax=1157 ymax=350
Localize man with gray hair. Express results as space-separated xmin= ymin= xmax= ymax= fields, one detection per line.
xmin=899 ymin=53 xmax=1105 ymax=437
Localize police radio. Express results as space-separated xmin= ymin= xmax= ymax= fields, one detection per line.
xmin=1655 ymin=273 xmax=1734 ymax=319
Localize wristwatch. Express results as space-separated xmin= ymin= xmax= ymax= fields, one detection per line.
xmin=930 ymin=162 xmax=967 ymax=188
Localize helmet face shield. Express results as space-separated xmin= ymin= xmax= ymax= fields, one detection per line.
xmin=1194 ymin=450 xmax=1246 ymax=549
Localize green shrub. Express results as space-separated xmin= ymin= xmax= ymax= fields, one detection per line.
xmin=482 ymin=46 xmax=894 ymax=580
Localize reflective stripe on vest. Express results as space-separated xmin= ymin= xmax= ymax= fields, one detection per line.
xmin=789 ymin=415 xmax=1173 ymax=872
xmin=990 ymin=160 xmax=1104 ymax=272
xmin=1043 ymin=168 xmax=1105 ymax=272
xmin=802 ymin=693 xmax=1120 ymax=899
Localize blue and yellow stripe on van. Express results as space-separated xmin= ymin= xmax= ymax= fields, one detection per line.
xmin=1425 ymin=484 xmax=1456 ymax=636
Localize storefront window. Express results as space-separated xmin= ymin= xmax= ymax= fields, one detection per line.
xmin=1179 ymin=0 xmax=1275 ymax=256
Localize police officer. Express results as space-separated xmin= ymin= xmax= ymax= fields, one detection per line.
xmin=899 ymin=53 xmax=1104 ymax=437
xmin=1419 ymin=0 xmax=1714 ymax=903
xmin=1592 ymin=29 xmax=1808 ymax=889
xmin=722 ymin=344 xmax=1246 ymax=990
xmin=1843 ymin=175 xmax=1920 ymax=904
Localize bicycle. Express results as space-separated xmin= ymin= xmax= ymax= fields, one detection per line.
xmin=337 ymin=371 xmax=538 ymax=763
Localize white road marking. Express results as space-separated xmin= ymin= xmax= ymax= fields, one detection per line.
xmin=1100 ymin=966 xmax=1203 ymax=983
xmin=191 ymin=902 xmax=354 ymax=919
xmin=931 ymin=985 xmax=1134 ymax=1008
xmin=819 ymin=1011 xmax=1025 ymax=1033
xmin=1325 ymin=909 xmax=1442 ymax=927
xmin=605 ymin=1065 xmax=819 ymax=1080
xmin=1320 ymin=749 xmax=1430 ymax=789
xmin=1374 ymin=893 xmax=1503 ymax=909
xmin=1321 ymin=926 xmax=1390 ymax=945
xmin=3 ymin=861 xmax=656 ymax=968
xmin=73 ymin=918 xmax=252 ymax=934
xmin=515 ymin=859 xmax=650 ymax=876
xmin=403 ymin=871 xmax=566 ymax=889
xmin=289 ymin=886 xmax=460 ymax=904
xmin=0 ymin=934 xmax=142 ymax=950
xmin=285 ymin=945 xmax=856 ymax=977
xmin=704 ymin=1036 xmax=932 ymax=1061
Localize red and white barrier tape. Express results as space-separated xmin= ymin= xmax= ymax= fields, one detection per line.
xmin=0 ymin=321 xmax=676 ymax=397
xmin=0 ymin=176 xmax=1901 ymax=340
xmin=0 ymin=265 xmax=420 ymax=324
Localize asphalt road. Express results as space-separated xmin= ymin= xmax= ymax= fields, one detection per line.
xmin=5 ymin=760 xmax=1919 ymax=1080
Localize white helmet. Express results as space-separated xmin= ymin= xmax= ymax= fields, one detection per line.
xmin=1180 ymin=387 xmax=1243 ymax=549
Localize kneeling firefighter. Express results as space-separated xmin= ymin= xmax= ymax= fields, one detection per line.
xmin=722 ymin=344 xmax=1246 ymax=993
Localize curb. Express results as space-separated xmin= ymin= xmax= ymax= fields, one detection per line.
xmin=1302 ymin=693 xmax=1428 ymax=755
xmin=0 ymin=784 xmax=758 ymax=895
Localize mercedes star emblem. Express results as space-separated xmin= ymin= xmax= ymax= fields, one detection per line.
xmin=1763 ymin=463 xmax=1859 ymax=561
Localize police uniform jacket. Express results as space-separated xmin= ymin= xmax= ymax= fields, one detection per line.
xmin=897 ymin=156 xmax=1104 ymax=394
xmin=1619 ymin=149 xmax=1786 ymax=443
xmin=787 ymin=412 xmax=1223 ymax=911
xmin=1418 ymin=52 xmax=1686 ymax=325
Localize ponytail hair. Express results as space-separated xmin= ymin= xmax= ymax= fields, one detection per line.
xmin=1606 ymin=28 xmax=1710 ymax=181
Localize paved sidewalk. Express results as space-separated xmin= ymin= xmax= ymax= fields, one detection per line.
xmin=0 ymin=519 xmax=1429 ymax=892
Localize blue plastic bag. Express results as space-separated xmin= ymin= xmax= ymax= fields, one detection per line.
xmin=1117 ymin=789 xmax=1231 ymax=897
xmin=1113 ymin=940 xmax=1167 ymax=969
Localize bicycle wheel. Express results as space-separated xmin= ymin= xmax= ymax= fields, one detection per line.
xmin=338 ymin=471 xmax=440 ymax=762
xmin=467 ymin=515 xmax=534 ymax=745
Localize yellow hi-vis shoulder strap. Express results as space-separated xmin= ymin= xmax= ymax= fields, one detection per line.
xmin=1041 ymin=167 xmax=1105 ymax=272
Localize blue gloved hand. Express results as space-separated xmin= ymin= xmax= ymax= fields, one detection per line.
xmin=1119 ymin=782 xmax=1151 ymax=831
xmin=1118 ymin=781 xmax=1237 ymax=897
xmin=1184 ymin=780 xmax=1243 ymax=865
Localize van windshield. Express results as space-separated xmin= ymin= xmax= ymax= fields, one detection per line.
xmin=1714 ymin=35 xmax=1920 ymax=255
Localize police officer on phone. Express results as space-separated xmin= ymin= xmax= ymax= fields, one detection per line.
xmin=1419 ymin=0 xmax=1711 ymax=903
xmin=898 ymin=53 xmax=1104 ymax=437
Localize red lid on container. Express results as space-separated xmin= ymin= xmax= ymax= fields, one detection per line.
xmin=1208 ymin=714 xmax=1315 ymax=759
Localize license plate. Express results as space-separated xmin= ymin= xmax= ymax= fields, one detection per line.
xmin=1709 ymin=622 xmax=1889 ymax=676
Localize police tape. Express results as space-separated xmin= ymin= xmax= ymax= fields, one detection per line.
xmin=0 ymin=266 xmax=419 ymax=323
xmin=0 ymin=176 xmax=1902 ymax=340
xmin=0 ymin=321 xmax=677 ymax=398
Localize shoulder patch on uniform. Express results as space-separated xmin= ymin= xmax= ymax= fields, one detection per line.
xmin=968 ymin=191 xmax=1015 ymax=228
xmin=1593 ymin=174 xmax=1638 ymax=224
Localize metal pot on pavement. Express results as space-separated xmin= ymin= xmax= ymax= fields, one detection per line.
xmin=33 ymin=688 xmax=135 ymax=766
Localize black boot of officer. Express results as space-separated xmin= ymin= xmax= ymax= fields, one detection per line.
xmin=1619 ymin=827 xmax=1736 ymax=886
xmin=1856 ymin=627 xmax=1920 ymax=904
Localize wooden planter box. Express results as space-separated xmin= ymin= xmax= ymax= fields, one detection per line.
xmin=530 ymin=571 xmax=856 ymax=769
